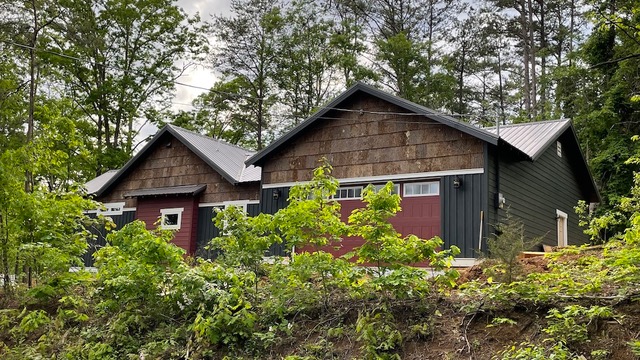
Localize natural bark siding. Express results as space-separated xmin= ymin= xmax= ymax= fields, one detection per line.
xmin=97 ymin=133 xmax=260 ymax=207
xmin=262 ymin=93 xmax=484 ymax=184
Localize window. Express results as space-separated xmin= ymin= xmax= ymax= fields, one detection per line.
xmin=556 ymin=209 xmax=568 ymax=247
xmin=372 ymin=183 xmax=400 ymax=194
xmin=403 ymin=181 xmax=439 ymax=197
xmin=557 ymin=141 xmax=562 ymax=157
xmin=333 ymin=186 xmax=363 ymax=200
xmin=160 ymin=208 xmax=184 ymax=230
xmin=99 ymin=202 xmax=125 ymax=216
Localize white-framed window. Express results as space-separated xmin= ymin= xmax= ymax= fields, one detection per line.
xmin=372 ymin=183 xmax=400 ymax=194
xmin=333 ymin=186 xmax=363 ymax=200
xmin=403 ymin=181 xmax=440 ymax=197
xmin=99 ymin=202 xmax=125 ymax=216
xmin=160 ymin=208 xmax=184 ymax=230
xmin=557 ymin=141 xmax=562 ymax=157
xmin=556 ymin=209 xmax=568 ymax=247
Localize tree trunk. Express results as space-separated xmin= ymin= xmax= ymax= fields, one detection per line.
xmin=519 ymin=0 xmax=531 ymax=117
xmin=528 ymin=0 xmax=537 ymax=119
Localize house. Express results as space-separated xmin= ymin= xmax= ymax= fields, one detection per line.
xmin=85 ymin=124 xmax=261 ymax=264
xmin=245 ymin=82 xmax=600 ymax=265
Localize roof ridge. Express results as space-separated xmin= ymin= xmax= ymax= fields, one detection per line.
xmin=167 ymin=124 xmax=255 ymax=155
xmin=485 ymin=118 xmax=569 ymax=130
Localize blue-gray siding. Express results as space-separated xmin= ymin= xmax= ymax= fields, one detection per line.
xmin=490 ymin=136 xmax=589 ymax=247
xmin=84 ymin=210 xmax=136 ymax=266
xmin=260 ymin=187 xmax=290 ymax=256
xmin=195 ymin=203 xmax=261 ymax=260
xmin=441 ymin=174 xmax=488 ymax=258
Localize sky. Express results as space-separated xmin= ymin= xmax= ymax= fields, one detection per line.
xmin=172 ymin=0 xmax=230 ymax=106
xmin=139 ymin=0 xmax=230 ymax=139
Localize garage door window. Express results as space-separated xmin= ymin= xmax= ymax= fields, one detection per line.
xmin=403 ymin=181 xmax=439 ymax=197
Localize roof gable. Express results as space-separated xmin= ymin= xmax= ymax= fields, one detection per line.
xmin=486 ymin=119 xmax=571 ymax=160
xmin=487 ymin=119 xmax=600 ymax=202
xmin=92 ymin=125 xmax=260 ymax=197
xmin=246 ymin=82 xmax=499 ymax=166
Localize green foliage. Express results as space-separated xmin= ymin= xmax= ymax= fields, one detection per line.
xmin=543 ymin=305 xmax=615 ymax=345
xmin=356 ymin=311 xmax=402 ymax=360
xmin=486 ymin=211 xmax=543 ymax=283
xmin=275 ymin=160 xmax=345 ymax=250
xmin=497 ymin=342 xmax=572 ymax=360
xmin=211 ymin=206 xmax=278 ymax=273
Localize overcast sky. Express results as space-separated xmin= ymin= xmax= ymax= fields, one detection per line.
xmin=140 ymin=0 xmax=230 ymax=139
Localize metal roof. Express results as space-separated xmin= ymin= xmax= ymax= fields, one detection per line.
xmin=84 ymin=170 xmax=118 ymax=195
xmin=91 ymin=125 xmax=261 ymax=197
xmin=486 ymin=119 xmax=572 ymax=160
xmin=246 ymin=82 xmax=499 ymax=166
xmin=168 ymin=125 xmax=261 ymax=183
xmin=124 ymin=184 xmax=207 ymax=198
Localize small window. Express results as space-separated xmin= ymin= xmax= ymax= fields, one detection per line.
xmin=333 ymin=186 xmax=363 ymax=200
xmin=372 ymin=183 xmax=400 ymax=194
xmin=160 ymin=208 xmax=184 ymax=230
xmin=557 ymin=141 xmax=562 ymax=157
xmin=403 ymin=181 xmax=439 ymax=197
xmin=99 ymin=202 xmax=125 ymax=216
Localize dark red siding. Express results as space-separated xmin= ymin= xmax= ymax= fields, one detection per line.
xmin=301 ymin=192 xmax=441 ymax=261
xmin=136 ymin=196 xmax=199 ymax=254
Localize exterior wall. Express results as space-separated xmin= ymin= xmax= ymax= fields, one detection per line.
xmin=441 ymin=174 xmax=487 ymax=258
xmin=195 ymin=203 xmax=261 ymax=259
xmin=261 ymin=92 xmax=484 ymax=185
xmin=491 ymin=135 xmax=589 ymax=247
xmin=97 ymin=132 xmax=259 ymax=208
xmin=136 ymin=196 xmax=199 ymax=254
xmin=84 ymin=210 xmax=135 ymax=267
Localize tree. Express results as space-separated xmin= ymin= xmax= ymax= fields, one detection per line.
xmin=53 ymin=0 xmax=205 ymax=173
xmin=210 ymin=0 xmax=283 ymax=150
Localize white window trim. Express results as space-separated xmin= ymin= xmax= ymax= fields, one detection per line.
xmin=372 ymin=183 xmax=400 ymax=194
xmin=262 ymin=168 xmax=483 ymax=189
xmin=98 ymin=202 xmax=125 ymax=216
xmin=333 ymin=186 xmax=364 ymax=200
xmin=556 ymin=209 xmax=568 ymax=247
xmin=403 ymin=181 xmax=440 ymax=197
xmin=160 ymin=207 xmax=184 ymax=230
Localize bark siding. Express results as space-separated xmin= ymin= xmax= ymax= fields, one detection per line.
xmin=262 ymin=93 xmax=484 ymax=184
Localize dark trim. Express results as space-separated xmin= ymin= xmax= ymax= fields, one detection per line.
xmin=124 ymin=184 xmax=207 ymax=198
xmin=246 ymin=82 xmax=499 ymax=167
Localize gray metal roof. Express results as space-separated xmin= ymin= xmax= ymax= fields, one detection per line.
xmin=168 ymin=125 xmax=261 ymax=183
xmin=91 ymin=125 xmax=261 ymax=197
xmin=84 ymin=170 xmax=118 ymax=195
xmin=246 ymin=82 xmax=499 ymax=166
xmin=486 ymin=119 xmax=572 ymax=160
xmin=124 ymin=184 xmax=207 ymax=198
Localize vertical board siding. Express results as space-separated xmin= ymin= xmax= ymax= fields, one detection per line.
xmin=195 ymin=203 xmax=268 ymax=260
xmin=195 ymin=206 xmax=221 ymax=260
xmin=441 ymin=174 xmax=486 ymax=258
xmin=260 ymin=187 xmax=290 ymax=256
xmin=84 ymin=210 xmax=136 ymax=267
xmin=496 ymin=135 xmax=589 ymax=246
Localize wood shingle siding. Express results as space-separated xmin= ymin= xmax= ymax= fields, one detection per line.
xmin=97 ymin=133 xmax=260 ymax=208
xmin=261 ymin=93 xmax=484 ymax=185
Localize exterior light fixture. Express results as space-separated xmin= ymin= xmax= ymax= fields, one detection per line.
xmin=273 ymin=189 xmax=281 ymax=200
xmin=453 ymin=176 xmax=462 ymax=189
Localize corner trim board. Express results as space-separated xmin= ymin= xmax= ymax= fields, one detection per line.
xmin=261 ymin=168 xmax=484 ymax=189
